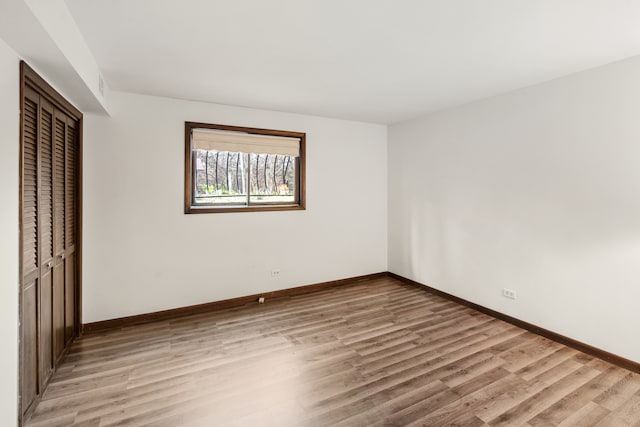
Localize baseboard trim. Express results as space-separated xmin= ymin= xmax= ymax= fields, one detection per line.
xmin=388 ymin=272 xmax=640 ymax=374
xmin=82 ymin=272 xmax=388 ymax=334
xmin=82 ymin=270 xmax=640 ymax=374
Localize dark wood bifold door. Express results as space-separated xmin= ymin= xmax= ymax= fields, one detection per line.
xmin=20 ymin=62 xmax=82 ymax=422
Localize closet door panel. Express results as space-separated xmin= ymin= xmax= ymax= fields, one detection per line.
xmin=65 ymin=120 xmax=76 ymax=248
xmin=21 ymin=64 xmax=82 ymax=421
xmin=52 ymin=110 xmax=67 ymax=361
xmin=21 ymin=87 xmax=40 ymax=412
xmin=40 ymin=101 xmax=54 ymax=266
xmin=53 ymin=113 xmax=66 ymax=257
xmin=21 ymin=283 xmax=38 ymax=412
xmin=39 ymin=99 xmax=55 ymax=386
xmin=52 ymin=265 xmax=65 ymax=360
xmin=64 ymin=254 xmax=76 ymax=344
xmin=40 ymin=272 xmax=53 ymax=384
xmin=65 ymin=119 xmax=77 ymax=342
xmin=22 ymin=89 xmax=39 ymax=280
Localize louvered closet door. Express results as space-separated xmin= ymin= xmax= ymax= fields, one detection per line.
xmin=52 ymin=110 xmax=67 ymax=361
xmin=64 ymin=118 xmax=77 ymax=344
xmin=21 ymin=86 xmax=40 ymax=412
xmin=39 ymin=98 xmax=55 ymax=387
xmin=21 ymin=67 xmax=81 ymax=419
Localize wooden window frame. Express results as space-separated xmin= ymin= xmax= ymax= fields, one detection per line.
xmin=184 ymin=122 xmax=306 ymax=214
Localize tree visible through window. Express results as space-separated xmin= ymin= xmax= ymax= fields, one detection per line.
xmin=185 ymin=122 xmax=306 ymax=213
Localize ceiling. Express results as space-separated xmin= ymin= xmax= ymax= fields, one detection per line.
xmin=66 ymin=0 xmax=640 ymax=124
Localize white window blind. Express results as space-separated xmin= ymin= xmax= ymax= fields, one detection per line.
xmin=192 ymin=129 xmax=300 ymax=157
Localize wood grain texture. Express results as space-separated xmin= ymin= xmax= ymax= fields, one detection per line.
xmin=389 ymin=272 xmax=640 ymax=374
xmin=26 ymin=276 xmax=640 ymax=426
xmin=82 ymin=273 xmax=388 ymax=333
xmin=20 ymin=61 xmax=83 ymax=425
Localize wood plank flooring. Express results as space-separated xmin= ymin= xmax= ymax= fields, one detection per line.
xmin=26 ymin=276 xmax=640 ymax=427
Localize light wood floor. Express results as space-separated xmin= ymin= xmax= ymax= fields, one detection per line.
xmin=26 ymin=276 xmax=640 ymax=427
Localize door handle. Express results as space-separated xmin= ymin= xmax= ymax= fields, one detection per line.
xmin=47 ymin=261 xmax=52 ymax=268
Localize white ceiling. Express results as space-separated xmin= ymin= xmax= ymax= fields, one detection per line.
xmin=66 ymin=0 xmax=640 ymax=124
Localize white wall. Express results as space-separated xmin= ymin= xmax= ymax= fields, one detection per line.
xmin=0 ymin=38 xmax=20 ymax=426
xmin=389 ymin=55 xmax=640 ymax=363
xmin=24 ymin=0 xmax=110 ymax=113
xmin=84 ymin=92 xmax=388 ymax=323
xmin=0 ymin=0 xmax=108 ymax=115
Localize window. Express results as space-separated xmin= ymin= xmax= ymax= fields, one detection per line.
xmin=184 ymin=122 xmax=306 ymax=213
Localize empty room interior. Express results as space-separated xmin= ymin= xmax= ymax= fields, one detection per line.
xmin=3 ymin=1 xmax=640 ymax=426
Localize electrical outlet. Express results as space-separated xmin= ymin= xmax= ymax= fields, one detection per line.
xmin=271 ymin=269 xmax=281 ymax=278
xmin=502 ymin=288 xmax=517 ymax=300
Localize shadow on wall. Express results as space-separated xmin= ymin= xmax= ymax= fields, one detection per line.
xmin=407 ymin=200 xmax=443 ymax=285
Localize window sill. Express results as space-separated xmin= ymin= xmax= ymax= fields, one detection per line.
xmin=185 ymin=204 xmax=305 ymax=214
